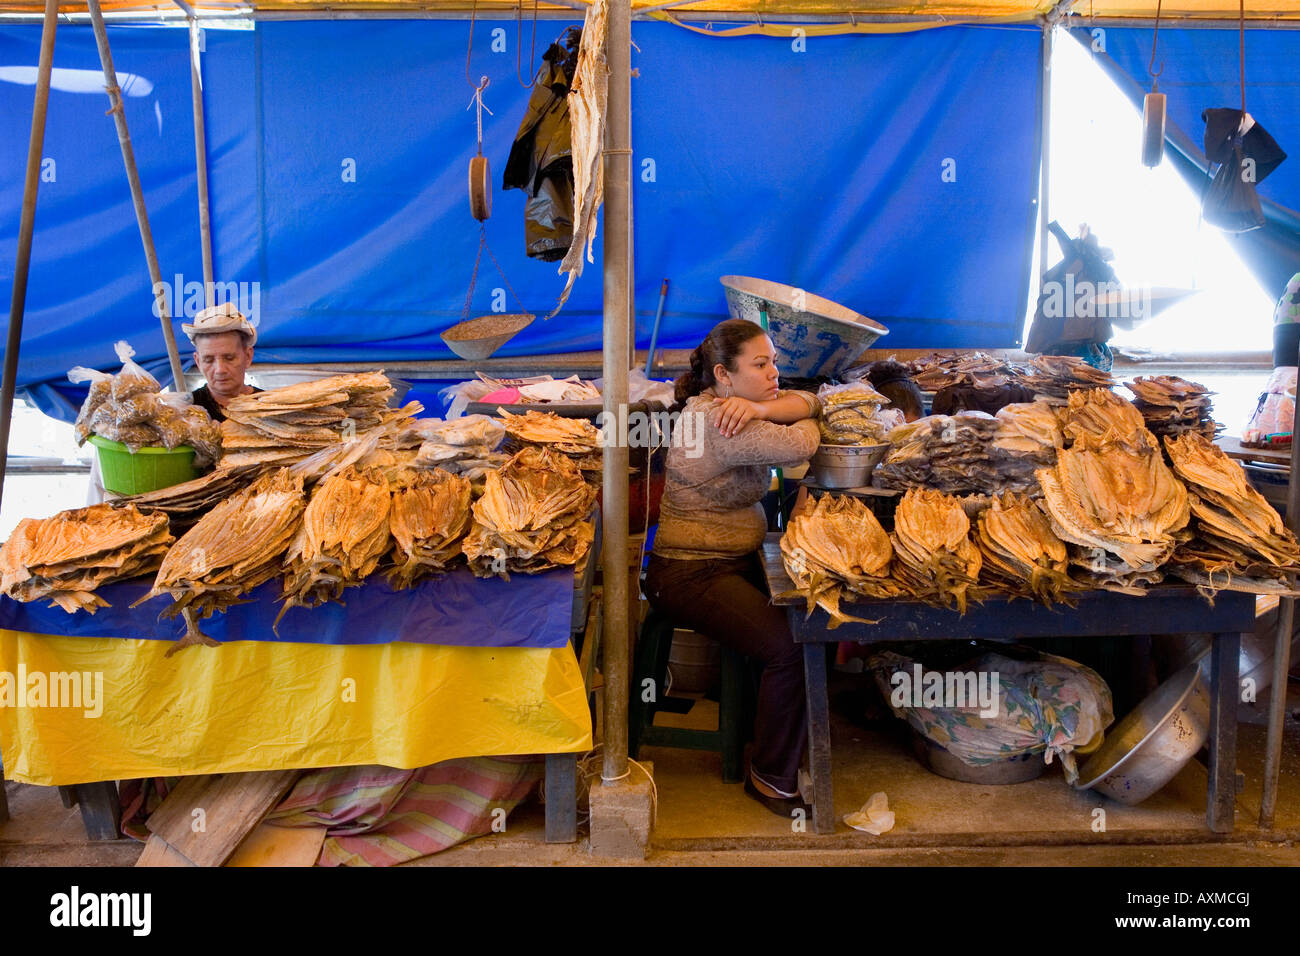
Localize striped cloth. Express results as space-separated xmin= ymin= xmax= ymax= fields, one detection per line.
xmin=265 ymin=757 xmax=543 ymax=866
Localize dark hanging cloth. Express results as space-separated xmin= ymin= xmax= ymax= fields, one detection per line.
xmin=502 ymin=27 xmax=583 ymax=262
xmin=1201 ymin=109 xmax=1288 ymax=234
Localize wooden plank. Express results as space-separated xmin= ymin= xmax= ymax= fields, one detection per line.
xmin=1207 ymin=631 xmax=1242 ymax=834
xmin=1216 ymin=435 xmax=1292 ymax=466
xmin=225 ymin=822 xmax=325 ymax=867
xmin=801 ymin=637 xmax=835 ymax=835
xmin=146 ymin=771 xmax=299 ymax=868
xmin=75 ymin=781 xmax=121 ymax=841
xmin=136 ymin=834 xmax=196 ymax=867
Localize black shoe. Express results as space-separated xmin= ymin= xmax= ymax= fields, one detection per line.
xmin=744 ymin=777 xmax=813 ymax=819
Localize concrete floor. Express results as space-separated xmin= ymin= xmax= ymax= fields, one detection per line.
xmin=4 ymin=682 xmax=1299 ymax=867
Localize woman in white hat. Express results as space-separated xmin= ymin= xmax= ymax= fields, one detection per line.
xmin=182 ymin=302 xmax=261 ymax=422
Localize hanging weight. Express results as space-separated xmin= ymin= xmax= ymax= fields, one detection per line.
xmin=1141 ymin=92 xmax=1166 ymax=168
xmin=469 ymin=155 xmax=492 ymax=222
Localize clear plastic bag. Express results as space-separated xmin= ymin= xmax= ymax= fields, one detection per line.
xmin=110 ymin=340 xmax=160 ymax=403
xmin=68 ymin=366 xmax=113 ymax=445
xmin=116 ymin=390 xmax=162 ymax=427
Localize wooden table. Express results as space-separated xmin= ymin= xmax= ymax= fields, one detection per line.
xmin=760 ymin=535 xmax=1256 ymax=835
xmin=1216 ymin=435 xmax=1293 ymax=466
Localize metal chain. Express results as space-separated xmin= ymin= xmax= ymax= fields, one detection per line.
xmin=461 ymin=225 xmax=529 ymax=322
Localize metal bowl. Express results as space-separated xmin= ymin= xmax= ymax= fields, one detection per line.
xmin=1074 ymin=663 xmax=1209 ymax=805
xmin=720 ymin=276 xmax=888 ymax=379
xmin=910 ymin=729 xmax=1046 ymax=785
xmin=810 ymin=442 xmax=890 ymax=490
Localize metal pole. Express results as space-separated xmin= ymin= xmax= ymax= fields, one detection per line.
xmin=86 ymin=0 xmax=189 ymax=395
xmin=1037 ymin=23 xmax=1053 ymax=289
xmin=601 ymin=0 xmax=632 ymax=785
xmin=187 ymin=16 xmax=215 ymax=306
xmin=0 ymin=0 xmax=58 ymax=519
xmin=1260 ymin=348 xmax=1300 ymax=828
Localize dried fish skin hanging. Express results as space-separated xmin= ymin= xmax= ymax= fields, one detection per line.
xmin=1 ymin=504 xmax=173 ymax=613
xmin=891 ymin=488 xmax=982 ymax=613
xmin=140 ymin=468 xmax=307 ymax=653
xmin=974 ymin=492 xmax=1078 ymax=606
xmin=278 ymin=466 xmax=392 ymax=624
xmin=1163 ymin=432 xmax=1300 ymax=594
xmin=462 ymin=445 xmax=597 ymax=577
xmin=387 ymin=468 xmax=474 ymax=589
xmin=779 ymin=494 xmax=903 ymax=628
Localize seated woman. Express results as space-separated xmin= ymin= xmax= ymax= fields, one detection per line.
xmin=645 ymin=318 xmax=821 ymax=815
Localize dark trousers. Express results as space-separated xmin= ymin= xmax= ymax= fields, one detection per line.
xmin=644 ymin=552 xmax=808 ymax=793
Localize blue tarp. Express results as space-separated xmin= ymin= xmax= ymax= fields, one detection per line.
xmin=0 ymin=565 xmax=575 ymax=647
xmin=1080 ymin=25 xmax=1300 ymax=293
xmin=2 ymin=21 xmax=1044 ymax=419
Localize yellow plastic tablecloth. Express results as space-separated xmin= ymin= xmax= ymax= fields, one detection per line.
xmin=0 ymin=629 xmax=593 ymax=786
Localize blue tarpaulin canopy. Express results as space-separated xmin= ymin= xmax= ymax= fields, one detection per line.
xmin=1 ymin=19 xmax=1044 ymax=420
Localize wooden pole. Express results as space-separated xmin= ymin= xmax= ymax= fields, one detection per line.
xmin=187 ymin=17 xmax=215 ymax=307
xmin=601 ymin=0 xmax=632 ymax=785
xmin=0 ymin=0 xmax=59 ymax=521
xmin=86 ymin=0 xmax=189 ymax=395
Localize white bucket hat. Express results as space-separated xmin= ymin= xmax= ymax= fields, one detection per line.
xmin=182 ymin=302 xmax=258 ymax=347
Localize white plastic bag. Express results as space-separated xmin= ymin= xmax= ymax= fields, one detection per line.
xmin=68 ymin=366 xmax=113 ymax=445
xmin=110 ymin=340 xmax=160 ymax=402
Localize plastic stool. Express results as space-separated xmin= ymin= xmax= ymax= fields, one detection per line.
xmin=628 ymin=608 xmax=748 ymax=783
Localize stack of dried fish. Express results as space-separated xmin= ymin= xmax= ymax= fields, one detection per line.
xmin=1021 ymin=355 xmax=1115 ymax=398
xmin=907 ymin=352 xmax=1026 ymax=391
xmin=387 ymin=468 xmax=473 ymax=588
xmin=974 ymin=492 xmax=1078 ymax=605
xmin=988 ymin=402 xmax=1064 ymax=493
xmin=497 ymin=407 xmax=602 ymax=477
xmin=1037 ymin=392 xmax=1189 ymax=593
xmin=1125 ymin=376 xmax=1217 ymax=439
xmin=219 ymin=372 xmax=414 ymax=469
xmin=116 ymin=466 xmax=264 ymax=530
xmin=817 ymin=383 xmax=902 ymax=445
xmin=891 ymin=488 xmax=983 ymax=612
xmin=140 ymin=468 xmax=307 ymax=654
xmin=1 ymin=504 xmax=172 ymax=612
xmin=278 ymin=466 xmax=392 ymax=623
xmin=463 ymin=446 xmax=598 ymax=577
xmin=779 ymin=494 xmax=905 ymax=627
xmin=413 ymin=415 xmax=510 ymax=482
xmin=1164 ymin=432 xmax=1300 ymax=594
xmin=874 ymin=412 xmax=1001 ymax=495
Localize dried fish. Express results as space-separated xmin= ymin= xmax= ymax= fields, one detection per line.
xmin=277 ymin=466 xmax=391 ymax=625
xmin=891 ymin=488 xmax=983 ymax=612
xmin=462 ymin=445 xmax=597 ymax=577
xmin=139 ymin=468 xmax=307 ymax=654
xmin=387 ymin=468 xmax=474 ymax=588
xmin=1 ymin=504 xmax=172 ymax=613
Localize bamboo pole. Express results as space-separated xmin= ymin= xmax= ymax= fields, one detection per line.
xmin=187 ymin=16 xmax=215 ymax=305
xmin=601 ymin=0 xmax=632 ymax=785
xmin=0 ymin=0 xmax=59 ymax=522
xmin=87 ymin=0 xmax=189 ymax=395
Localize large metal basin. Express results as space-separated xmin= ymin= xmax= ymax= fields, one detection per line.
xmin=1074 ymin=663 xmax=1209 ymax=805
xmin=720 ymin=276 xmax=888 ymax=379
xmin=810 ymin=442 xmax=890 ymax=489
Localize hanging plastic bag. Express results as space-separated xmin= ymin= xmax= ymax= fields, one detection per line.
xmin=1203 ymin=140 xmax=1266 ymax=233
xmin=68 ymin=366 xmax=113 ymax=445
xmin=110 ymin=340 xmax=160 ymax=403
